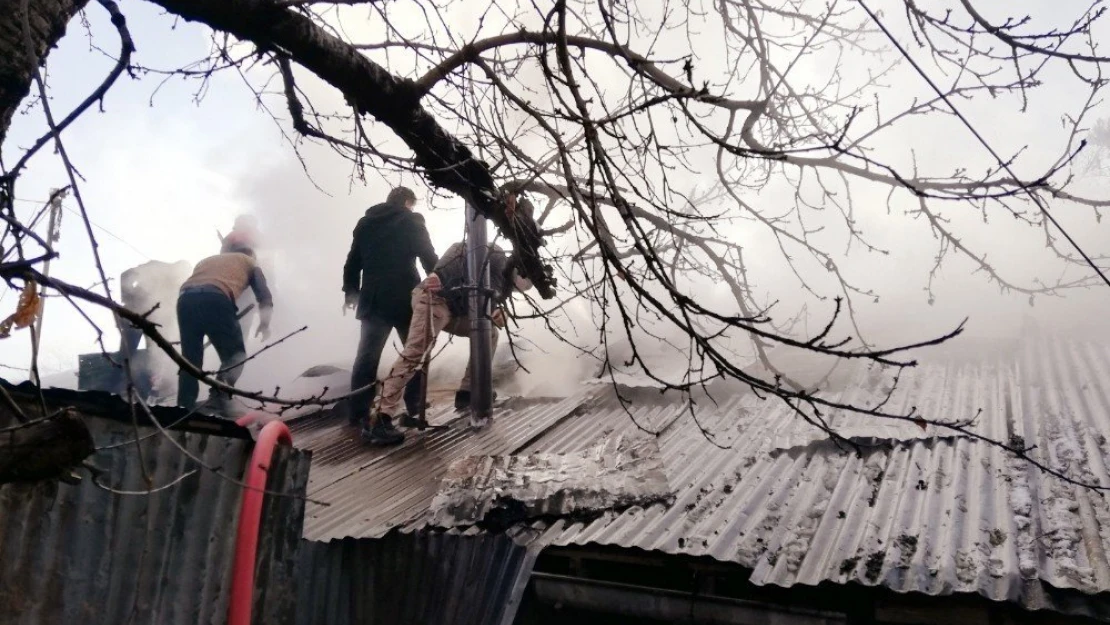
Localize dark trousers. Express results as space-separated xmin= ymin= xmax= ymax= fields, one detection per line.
xmin=112 ymin=316 xmax=147 ymax=395
xmin=350 ymin=315 xmax=423 ymax=421
xmin=118 ymin=320 xmax=143 ymax=355
xmin=177 ymin=288 xmax=246 ymax=409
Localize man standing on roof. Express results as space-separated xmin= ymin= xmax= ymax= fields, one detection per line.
xmin=364 ymin=197 xmax=535 ymax=446
xmin=118 ymin=260 xmax=193 ymax=355
xmin=114 ymin=259 xmax=192 ymax=397
xmin=176 ymin=240 xmax=273 ymax=416
xmin=343 ymin=186 xmax=439 ymax=427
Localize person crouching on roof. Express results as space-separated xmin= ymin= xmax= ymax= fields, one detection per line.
xmin=176 ymin=241 xmax=273 ymax=416
xmin=363 ymin=197 xmax=535 ymax=446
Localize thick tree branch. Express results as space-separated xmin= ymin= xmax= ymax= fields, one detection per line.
xmin=415 ymin=29 xmax=764 ymax=113
xmin=148 ymin=0 xmax=555 ymax=297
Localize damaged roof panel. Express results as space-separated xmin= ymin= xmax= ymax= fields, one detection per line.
xmin=294 ymin=336 xmax=1110 ymax=615
xmin=428 ymin=434 xmax=672 ymax=530
xmin=294 ymin=394 xmax=589 ymax=541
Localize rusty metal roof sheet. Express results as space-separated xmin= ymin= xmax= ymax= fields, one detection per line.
xmin=293 ymin=336 xmax=1110 ymax=614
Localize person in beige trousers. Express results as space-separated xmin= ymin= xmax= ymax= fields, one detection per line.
xmin=365 ymin=212 xmax=534 ymax=446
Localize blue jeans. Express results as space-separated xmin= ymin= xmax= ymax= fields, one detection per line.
xmin=176 ymin=287 xmax=246 ymax=409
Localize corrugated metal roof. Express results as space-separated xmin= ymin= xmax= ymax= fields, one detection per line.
xmin=294 ymin=531 xmax=536 ymax=625
xmin=293 ymin=336 xmax=1110 ymax=614
xmin=1 ymin=379 xmax=254 ymax=440
xmin=254 ymin=443 xmax=314 ymax=625
xmin=0 ymin=387 xmax=311 ymax=625
xmin=293 ymin=394 xmax=588 ymax=541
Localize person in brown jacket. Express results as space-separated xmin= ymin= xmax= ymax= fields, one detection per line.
xmin=176 ymin=241 xmax=273 ymax=415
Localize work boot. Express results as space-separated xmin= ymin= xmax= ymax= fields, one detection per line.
xmin=400 ymin=413 xmax=430 ymax=430
xmin=200 ymin=391 xmax=245 ymax=419
xmin=361 ymin=414 xmax=405 ymax=446
xmin=404 ymin=397 xmax=425 ymax=420
xmin=454 ymin=390 xmax=498 ymax=411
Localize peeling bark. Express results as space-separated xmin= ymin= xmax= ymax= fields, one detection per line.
xmin=0 ymin=0 xmax=89 ymax=144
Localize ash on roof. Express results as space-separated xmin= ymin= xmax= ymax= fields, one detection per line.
xmin=428 ymin=434 xmax=672 ymax=530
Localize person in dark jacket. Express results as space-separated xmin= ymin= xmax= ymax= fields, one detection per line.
xmin=364 ymin=199 xmax=535 ymax=446
xmin=176 ymin=242 xmax=273 ymax=416
xmin=343 ymin=186 xmax=439 ymax=426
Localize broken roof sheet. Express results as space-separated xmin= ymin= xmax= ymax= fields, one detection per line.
xmin=292 ymin=336 xmax=1110 ymax=613
xmin=293 ymin=394 xmax=587 ymax=541
xmin=428 ymin=434 xmax=672 ymax=530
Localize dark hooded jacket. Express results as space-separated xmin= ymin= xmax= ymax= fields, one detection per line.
xmin=343 ymin=202 xmax=438 ymax=324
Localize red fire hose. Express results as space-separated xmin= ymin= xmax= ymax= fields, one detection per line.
xmin=228 ymin=414 xmax=292 ymax=625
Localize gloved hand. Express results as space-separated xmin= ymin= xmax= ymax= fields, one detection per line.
xmin=343 ymin=292 xmax=358 ymax=315
xmin=255 ymin=324 xmax=271 ymax=342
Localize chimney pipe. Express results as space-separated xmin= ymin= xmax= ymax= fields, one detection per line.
xmin=465 ymin=201 xmax=494 ymax=424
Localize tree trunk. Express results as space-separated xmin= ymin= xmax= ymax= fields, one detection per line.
xmin=0 ymin=0 xmax=89 ymax=144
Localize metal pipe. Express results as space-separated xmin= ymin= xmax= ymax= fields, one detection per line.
xmin=465 ymin=201 xmax=494 ymax=423
xmin=31 ymin=189 xmax=65 ymax=386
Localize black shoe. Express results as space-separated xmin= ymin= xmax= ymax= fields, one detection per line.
xmin=454 ymin=390 xmax=498 ymax=410
xmin=361 ymin=414 xmax=405 ymax=446
xmin=400 ymin=412 xmax=431 ymax=430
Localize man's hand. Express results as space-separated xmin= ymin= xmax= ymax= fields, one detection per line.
xmin=343 ymin=292 xmax=358 ymax=315
xmin=424 ymin=273 xmax=443 ymax=294
xmin=255 ymin=324 xmax=271 ymax=342
xmin=491 ymin=308 xmax=507 ymax=328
